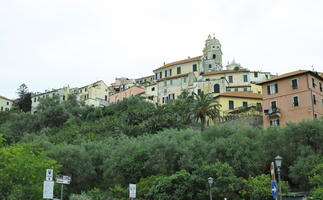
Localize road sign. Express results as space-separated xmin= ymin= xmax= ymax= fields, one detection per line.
xmin=129 ymin=184 xmax=136 ymax=198
xmin=271 ymin=180 xmax=278 ymax=199
xmin=56 ymin=175 xmax=71 ymax=184
xmin=46 ymin=169 xmax=53 ymax=181
xmin=43 ymin=180 xmax=54 ymax=199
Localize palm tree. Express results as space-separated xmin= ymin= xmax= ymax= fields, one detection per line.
xmin=192 ymin=91 xmax=221 ymax=131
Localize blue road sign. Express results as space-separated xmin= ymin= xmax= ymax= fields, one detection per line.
xmin=271 ymin=180 xmax=277 ymax=199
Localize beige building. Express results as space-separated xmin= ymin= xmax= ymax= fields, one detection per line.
xmin=259 ymin=70 xmax=323 ymax=128
xmin=31 ymin=86 xmax=73 ymax=113
xmin=143 ymin=83 xmax=158 ymax=103
xmin=0 ymin=96 xmax=13 ymax=111
xmin=135 ymin=75 xmax=155 ymax=86
xmin=108 ymin=77 xmax=136 ymax=95
xmin=109 ymin=85 xmax=145 ymax=104
xmin=78 ymin=80 xmax=109 ymax=107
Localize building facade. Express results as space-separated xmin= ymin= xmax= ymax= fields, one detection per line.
xmin=0 ymin=96 xmax=13 ymax=111
xmin=109 ymin=85 xmax=145 ymax=104
xmin=259 ymin=70 xmax=323 ymax=128
xmin=78 ymin=80 xmax=109 ymax=107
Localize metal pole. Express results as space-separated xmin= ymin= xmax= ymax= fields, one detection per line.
xmin=209 ymin=183 xmax=212 ymax=200
xmin=277 ymin=168 xmax=282 ymax=200
xmin=61 ymin=184 xmax=64 ymax=200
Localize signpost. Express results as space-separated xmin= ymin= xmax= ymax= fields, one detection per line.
xmin=129 ymin=184 xmax=136 ymax=199
xmin=43 ymin=169 xmax=54 ymax=199
xmin=56 ymin=175 xmax=71 ymax=200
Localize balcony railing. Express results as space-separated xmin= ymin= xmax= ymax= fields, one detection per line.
xmin=264 ymin=107 xmax=280 ymax=117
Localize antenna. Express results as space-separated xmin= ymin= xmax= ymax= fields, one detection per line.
xmin=311 ymin=65 xmax=315 ymax=71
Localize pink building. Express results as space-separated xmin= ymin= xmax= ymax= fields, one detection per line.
xmin=259 ymin=70 xmax=323 ymax=128
xmin=109 ymin=86 xmax=145 ymax=104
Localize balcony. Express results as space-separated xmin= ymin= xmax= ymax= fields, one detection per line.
xmin=264 ymin=107 xmax=280 ymax=118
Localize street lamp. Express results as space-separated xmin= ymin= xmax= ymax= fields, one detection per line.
xmin=275 ymin=155 xmax=283 ymax=200
xmin=208 ymin=177 xmax=213 ymax=200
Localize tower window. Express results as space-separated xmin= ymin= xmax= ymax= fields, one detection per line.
xmin=243 ymin=74 xmax=248 ymax=82
xmin=228 ymin=76 xmax=233 ymax=83
xmin=212 ymin=54 xmax=216 ymax=59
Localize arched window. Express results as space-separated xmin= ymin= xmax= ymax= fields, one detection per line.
xmin=214 ymin=84 xmax=220 ymax=93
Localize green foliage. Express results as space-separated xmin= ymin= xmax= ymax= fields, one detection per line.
xmin=14 ymin=83 xmax=32 ymax=112
xmin=309 ymin=163 xmax=323 ymax=199
xmin=0 ymin=143 xmax=60 ymax=200
xmin=240 ymin=174 xmax=272 ymax=200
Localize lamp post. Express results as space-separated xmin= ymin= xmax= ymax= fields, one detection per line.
xmin=208 ymin=177 xmax=213 ymax=200
xmin=275 ymin=155 xmax=283 ymax=200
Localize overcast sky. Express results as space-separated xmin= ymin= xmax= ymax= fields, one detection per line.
xmin=1 ymin=0 xmax=322 ymax=99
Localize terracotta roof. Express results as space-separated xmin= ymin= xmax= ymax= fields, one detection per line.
xmin=216 ymin=91 xmax=263 ymax=99
xmin=203 ymin=69 xmax=249 ymax=76
xmin=157 ymin=73 xmax=189 ymax=82
xmin=135 ymin=75 xmax=154 ymax=81
xmin=257 ymin=70 xmax=321 ymax=85
xmin=154 ymin=56 xmax=202 ymax=71
xmin=0 ymin=96 xmax=13 ymax=101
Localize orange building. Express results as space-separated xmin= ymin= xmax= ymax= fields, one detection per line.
xmin=259 ymin=70 xmax=323 ymax=128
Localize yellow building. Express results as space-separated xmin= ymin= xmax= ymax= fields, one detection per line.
xmin=214 ymin=91 xmax=263 ymax=117
xmin=0 ymin=96 xmax=13 ymax=111
xmin=78 ymin=80 xmax=109 ymax=107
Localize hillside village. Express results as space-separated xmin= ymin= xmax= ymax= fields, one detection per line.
xmin=1 ymin=35 xmax=323 ymax=128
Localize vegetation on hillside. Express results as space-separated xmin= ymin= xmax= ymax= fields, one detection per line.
xmin=0 ymin=92 xmax=322 ymax=200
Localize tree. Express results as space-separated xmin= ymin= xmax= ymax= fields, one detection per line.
xmin=240 ymin=174 xmax=272 ymax=200
xmin=15 ymin=83 xmax=32 ymax=112
xmin=309 ymin=163 xmax=323 ymax=199
xmin=192 ymin=91 xmax=221 ymax=131
xmin=0 ymin=143 xmax=60 ymax=200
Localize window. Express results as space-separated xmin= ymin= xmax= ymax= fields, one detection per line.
xmin=291 ymin=79 xmax=298 ymax=89
xmin=197 ymin=89 xmax=201 ymax=95
xmin=155 ymin=73 xmax=158 ymax=80
xmin=208 ymin=64 xmax=212 ymax=68
xmin=212 ymin=54 xmax=216 ymax=59
xmin=293 ymin=96 xmax=299 ymax=107
xmin=213 ymin=84 xmax=220 ymax=93
xmin=243 ymin=87 xmax=248 ymax=92
xmin=62 ymin=95 xmax=66 ymax=101
xmin=85 ymin=88 xmax=87 ymax=92
xmin=314 ymin=113 xmax=318 ymax=119
xmin=170 ymin=80 xmax=173 ymax=85
xmin=164 ymin=89 xmax=167 ymax=94
xmin=243 ymin=101 xmax=248 ymax=108
xmin=313 ymin=94 xmax=317 ymax=104
xmin=254 ymin=72 xmax=258 ymax=78
xmin=267 ymin=83 xmax=278 ymax=94
xmin=165 ymin=70 xmax=167 ymax=77
xmin=6 ymin=102 xmax=9 ymax=105
xmin=164 ymin=81 xmax=167 ymax=86
xmin=271 ymin=101 xmax=277 ymax=109
xmin=192 ymin=64 xmax=197 ymax=72
xmin=175 ymin=67 xmax=180 ymax=74
xmin=270 ymin=119 xmax=280 ymax=126
xmin=243 ymin=74 xmax=248 ymax=82
xmin=228 ymin=76 xmax=233 ymax=83
xmin=256 ymin=103 xmax=262 ymax=110
xmin=105 ymin=95 xmax=108 ymax=101
xmin=183 ymin=77 xmax=187 ymax=83
xmin=169 ymin=69 xmax=172 ymax=76
xmin=34 ymin=98 xmax=37 ymax=102
xmin=0 ymin=107 xmax=3 ymax=111
xmin=151 ymin=87 xmax=155 ymax=91
xmin=159 ymin=72 xmax=162 ymax=79
xmin=234 ymin=88 xmax=238 ymax=92
xmin=320 ymin=82 xmax=322 ymax=92
xmin=229 ymin=100 xmax=234 ymax=109
xmin=312 ymin=78 xmax=316 ymax=88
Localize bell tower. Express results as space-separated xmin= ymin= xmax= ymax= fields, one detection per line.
xmin=202 ymin=34 xmax=223 ymax=72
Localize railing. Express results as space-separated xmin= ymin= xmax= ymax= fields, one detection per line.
xmin=264 ymin=107 xmax=280 ymax=117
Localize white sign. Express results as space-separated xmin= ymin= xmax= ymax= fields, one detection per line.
xmin=43 ymin=180 xmax=54 ymax=199
xmin=56 ymin=175 xmax=71 ymax=184
xmin=129 ymin=184 xmax=136 ymax=198
xmin=46 ymin=169 xmax=53 ymax=181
